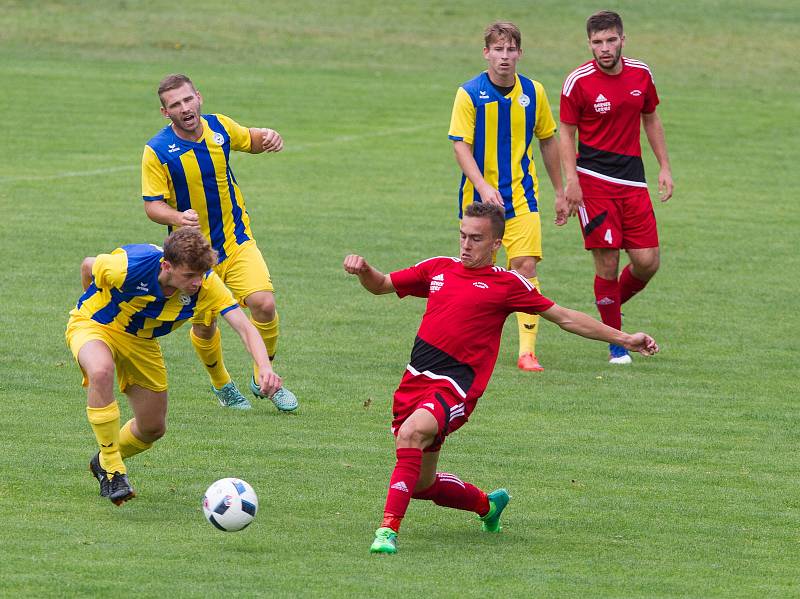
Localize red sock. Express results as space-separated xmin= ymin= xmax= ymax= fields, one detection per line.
xmin=618 ymin=264 xmax=648 ymax=304
xmin=594 ymin=275 xmax=621 ymax=330
xmin=412 ymin=472 xmax=489 ymax=515
xmin=380 ymin=447 xmax=422 ymax=532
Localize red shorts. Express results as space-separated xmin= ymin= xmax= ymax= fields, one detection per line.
xmin=391 ymin=372 xmax=472 ymax=453
xmin=577 ymin=176 xmax=659 ymax=250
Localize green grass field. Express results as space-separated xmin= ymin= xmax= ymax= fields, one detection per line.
xmin=1 ymin=1 xmax=798 ymax=596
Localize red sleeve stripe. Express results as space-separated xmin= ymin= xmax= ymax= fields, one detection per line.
xmin=623 ymin=58 xmax=655 ymax=83
xmin=563 ymin=64 xmax=596 ymax=96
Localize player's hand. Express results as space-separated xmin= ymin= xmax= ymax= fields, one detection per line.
xmin=179 ymin=209 xmax=200 ymax=228
xmin=477 ymin=184 xmax=505 ymax=208
xmin=623 ymin=332 xmax=659 ymax=356
xmin=564 ymin=179 xmax=584 ymax=216
xmin=260 ymin=128 xmax=284 ymax=153
xmin=258 ymin=369 xmax=282 ymax=398
xmin=554 ymin=190 xmax=569 ymax=226
xmin=343 ymin=254 xmax=370 ymax=275
xmin=658 ymin=168 xmax=673 ymax=202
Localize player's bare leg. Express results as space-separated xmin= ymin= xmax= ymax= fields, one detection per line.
xmin=509 ymin=255 xmax=544 ymax=372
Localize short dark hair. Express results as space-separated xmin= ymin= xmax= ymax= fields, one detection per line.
xmin=586 ymin=10 xmax=624 ymax=37
xmin=163 ymin=228 xmax=217 ymax=272
xmin=157 ymin=73 xmax=196 ymax=106
xmin=484 ymin=21 xmax=521 ymax=49
xmin=464 ymin=202 xmax=505 ymax=239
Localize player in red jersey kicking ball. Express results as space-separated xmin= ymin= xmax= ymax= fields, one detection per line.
xmin=343 ymin=202 xmax=659 ymax=555
xmin=558 ymin=10 xmax=674 ymax=364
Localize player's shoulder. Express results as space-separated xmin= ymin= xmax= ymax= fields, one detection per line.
xmin=517 ymin=74 xmax=548 ymax=97
xmin=493 ymin=266 xmax=537 ymax=289
xmin=458 ymin=72 xmax=489 ymax=98
xmin=115 ymin=244 xmax=163 ymax=294
xmin=144 ymin=124 xmax=175 ymax=152
xmin=562 ymin=60 xmax=597 ymax=96
xmin=622 ymin=57 xmax=656 ymax=82
xmin=413 ymin=256 xmax=461 ymax=269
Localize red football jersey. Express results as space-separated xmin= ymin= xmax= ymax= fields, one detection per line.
xmin=560 ymin=57 xmax=659 ymax=190
xmin=390 ymin=256 xmax=554 ymax=401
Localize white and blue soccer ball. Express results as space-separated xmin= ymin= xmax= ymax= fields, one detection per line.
xmin=202 ymin=478 xmax=258 ymax=532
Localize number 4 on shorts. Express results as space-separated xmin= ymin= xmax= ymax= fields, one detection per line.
xmin=604 ymin=229 xmax=613 ymax=244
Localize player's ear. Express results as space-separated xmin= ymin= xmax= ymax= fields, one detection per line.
xmin=160 ymin=106 xmax=168 ymax=119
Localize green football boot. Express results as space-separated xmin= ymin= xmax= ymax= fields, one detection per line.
xmin=250 ymin=377 xmax=298 ymax=412
xmin=212 ymin=381 xmax=252 ymax=410
xmin=479 ymin=488 xmax=510 ymax=533
xmin=369 ymin=527 xmax=398 ymax=554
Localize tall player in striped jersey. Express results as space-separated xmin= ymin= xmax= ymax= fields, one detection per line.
xmin=449 ymin=21 xmax=564 ymax=373
xmin=344 ymin=203 xmax=659 ymax=554
xmin=557 ymin=11 xmax=674 ymax=364
xmin=142 ymin=74 xmax=297 ymax=411
xmin=66 ymin=229 xmax=284 ymax=505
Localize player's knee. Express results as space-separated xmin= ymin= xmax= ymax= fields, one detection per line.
xmin=632 ymin=251 xmax=660 ymax=279
xmin=137 ymin=420 xmax=166 ymax=441
xmin=84 ymin=362 xmax=115 ymax=389
xmin=248 ymin=293 xmax=276 ymax=322
xmin=395 ymin=423 xmax=433 ymax=449
xmin=509 ymin=256 xmax=538 ymax=278
xmin=192 ymin=322 xmax=217 ymax=340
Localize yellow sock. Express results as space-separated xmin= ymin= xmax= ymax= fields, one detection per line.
xmin=190 ymin=327 xmax=231 ymax=389
xmin=251 ymin=313 xmax=279 ymax=379
xmin=516 ymin=276 xmax=540 ymax=356
xmin=86 ymin=401 xmax=125 ymax=476
xmin=119 ymin=418 xmax=153 ymax=459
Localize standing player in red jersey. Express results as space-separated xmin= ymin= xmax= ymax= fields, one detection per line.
xmin=558 ymin=10 xmax=674 ymax=364
xmin=344 ymin=202 xmax=659 ymax=555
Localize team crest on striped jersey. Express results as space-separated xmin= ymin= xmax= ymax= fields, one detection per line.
xmin=178 ymin=293 xmax=191 ymax=305
xmin=518 ymin=93 xmax=530 ymax=107
xmin=212 ymin=132 xmax=225 ymax=145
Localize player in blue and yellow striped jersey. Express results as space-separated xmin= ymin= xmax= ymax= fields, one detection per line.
xmin=142 ymin=74 xmax=297 ymax=411
xmin=66 ymin=229 xmax=284 ymax=505
xmin=449 ymin=22 xmax=564 ymax=373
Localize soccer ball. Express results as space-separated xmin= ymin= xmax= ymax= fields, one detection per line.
xmin=202 ymin=478 xmax=258 ymax=532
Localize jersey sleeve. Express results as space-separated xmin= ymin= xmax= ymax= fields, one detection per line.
xmin=642 ymin=71 xmax=660 ymax=114
xmin=216 ymin=114 xmax=252 ymax=152
xmin=505 ymin=271 xmax=555 ymax=314
xmin=92 ymin=250 xmax=128 ymax=290
xmin=195 ymin=271 xmax=239 ymax=316
xmin=533 ymin=81 xmax=557 ymax=139
xmin=559 ymin=80 xmax=582 ymax=126
xmin=448 ymin=87 xmax=476 ymax=144
xmin=142 ymin=145 xmax=170 ymax=202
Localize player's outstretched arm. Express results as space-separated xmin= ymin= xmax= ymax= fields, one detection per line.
xmin=248 ymin=128 xmax=284 ymax=154
xmin=143 ymin=200 xmax=199 ymax=229
xmin=343 ymin=255 xmax=395 ymax=295
xmin=223 ymin=307 xmax=283 ymax=397
xmin=540 ymin=304 xmax=659 ymax=356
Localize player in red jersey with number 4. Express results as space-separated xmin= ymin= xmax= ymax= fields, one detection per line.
xmin=558 ymin=11 xmax=674 ymax=364
xmin=344 ymin=202 xmax=659 ymax=555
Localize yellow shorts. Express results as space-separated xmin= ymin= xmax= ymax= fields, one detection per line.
xmin=65 ymin=314 xmax=168 ymax=393
xmin=501 ymin=211 xmax=542 ymax=265
xmin=193 ymin=240 xmax=273 ymax=325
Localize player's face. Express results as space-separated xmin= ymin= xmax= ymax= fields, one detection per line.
xmin=589 ymin=28 xmax=625 ymax=73
xmin=160 ymin=261 xmax=205 ymax=296
xmin=160 ymin=83 xmax=204 ymax=139
xmin=483 ymin=35 xmax=522 ymax=84
xmin=460 ymin=216 xmax=502 ymax=269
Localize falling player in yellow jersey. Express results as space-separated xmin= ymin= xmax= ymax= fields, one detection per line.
xmin=141 ymin=74 xmax=297 ymax=411
xmin=66 ymin=229 xmax=284 ymax=505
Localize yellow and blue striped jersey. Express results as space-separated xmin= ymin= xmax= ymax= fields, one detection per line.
xmin=448 ymin=72 xmax=556 ymax=219
xmin=71 ymin=244 xmax=238 ymax=338
xmin=142 ymin=114 xmax=253 ymax=264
